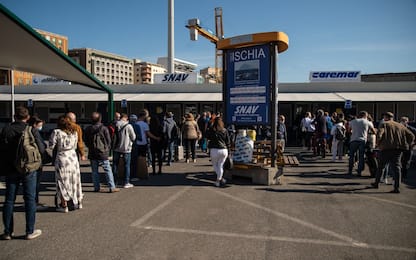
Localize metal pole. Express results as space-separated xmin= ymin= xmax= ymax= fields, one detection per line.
xmin=168 ymin=0 xmax=174 ymax=73
xmin=10 ymin=70 xmax=15 ymax=122
xmin=108 ymin=91 xmax=114 ymax=123
xmin=270 ymin=44 xmax=278 ymax=167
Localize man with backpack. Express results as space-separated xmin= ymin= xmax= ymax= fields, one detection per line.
xmin=0 ymin=106 xmax=43 ymax=240
xmin=111 ymin=113 xmax=136 ymax=188
xmin=162 ymin=111 xmax=178 ymax=166
xmin=84 ymin=112 xmax=119 ymax=193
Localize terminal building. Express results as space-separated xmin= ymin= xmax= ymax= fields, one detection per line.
xmin=0 ymin=71 xmax=415 ymax=146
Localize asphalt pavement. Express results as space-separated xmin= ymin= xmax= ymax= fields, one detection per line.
xmin=1 ymin=147 xmax=415 ymax=260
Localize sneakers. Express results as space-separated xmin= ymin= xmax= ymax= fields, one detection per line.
xmin=0 ymin=233 xmax=13 ymax=240
xmin=109 ymin=188 xmax=120 ymax=193
xmin=56 ymin=206 xmax=68 ymax=213
xmin=26 ymin=229 xmax=42 ymax=240
xmin=193 ymin=159 xmax=197 ymax=163
xmin=215 ymin=178 xmax=227 ymax=187
xmin=123 ymin=183 xmax=134 ymax=189
xmin=186 ymin=159 xmax=190 ymax=163
xmin=36 ymin=203 xmax=49 ymax=211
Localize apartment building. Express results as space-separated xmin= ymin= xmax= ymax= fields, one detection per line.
xmin=0 ymin=29 xmax=68 ymax=86
xmin=133 ymin=59 xmax=167 ymax=84
xmin=157 ymin=57 xmax=197 ymax=73
xmin=68 ymin=48 xmax=134 ymax=85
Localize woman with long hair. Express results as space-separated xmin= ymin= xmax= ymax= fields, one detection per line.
xmin=206 ymin=117 xmax=231 ymax=187
xmin=181 ymin=113 xmax=200 ymax=163
xmin=49 ymin=115 xmax=83 ymax=212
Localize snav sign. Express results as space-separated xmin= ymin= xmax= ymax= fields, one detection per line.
xmin=310 ymin=71 xmax=361 ymax=82
xmin=154 ymin=73 xmax=197 ymax=84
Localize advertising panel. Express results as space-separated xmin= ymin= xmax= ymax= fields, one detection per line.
xmin=225 ymin=44 xmax=270 ymax=125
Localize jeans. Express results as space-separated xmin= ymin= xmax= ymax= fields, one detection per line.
xmin=130 ymin=144 xmax=138 ymax=179
xmin=348 ymin=140 xmax=366 ymax=174
xmin=375 ymin=150 xmax=403 ymax=190
xmin=3 ymin=171 xmax=37 ymax=235
xmin=112 ymin=152 xmax=131 ymax=185
xmin=164 ymin=139 xmax=175 ymax=164
xmin=90 ymin=159 xmax=116 ymax=190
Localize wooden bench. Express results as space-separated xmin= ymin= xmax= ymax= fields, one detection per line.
xmin=283 ymin=155 xmax=300 ymax=166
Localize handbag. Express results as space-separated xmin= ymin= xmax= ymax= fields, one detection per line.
xmin=223 ymin=155 xmax=233 ymax=170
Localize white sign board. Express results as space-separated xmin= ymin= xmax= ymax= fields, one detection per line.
xmin=309 ymin=71 xmax=361 ymax=82
xmin=154 ymin=73 xmax=197 ymax=84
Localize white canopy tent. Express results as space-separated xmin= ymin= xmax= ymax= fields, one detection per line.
xmin=0 ymin=3 xmax=114 ymax=120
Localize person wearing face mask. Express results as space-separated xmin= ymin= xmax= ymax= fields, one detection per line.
xmin=27 ymin=115 xmax=48 ymax=211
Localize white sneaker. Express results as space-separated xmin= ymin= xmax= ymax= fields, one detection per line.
xmin=26 ymin=229 xmax=42 ymax=240
xmin=123 ymin=183 xmax=134 ymax=188
xmin=214 ymin=181 xmax=220 ymax=187
xmin=56 ymin=207 xmax=68 ymax=213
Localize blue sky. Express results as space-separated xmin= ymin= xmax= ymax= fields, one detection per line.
xmin=1 ymin=0 xmax=415 ymax=82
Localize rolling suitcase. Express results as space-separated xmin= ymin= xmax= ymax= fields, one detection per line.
xmin=137 ymin=156 xmax=148 ymax=179
xmin=176 ymin=136 xmax=184 ymax=161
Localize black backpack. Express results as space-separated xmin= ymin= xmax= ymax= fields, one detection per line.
xmin=335 ymin=125 xmax=346 ymax=141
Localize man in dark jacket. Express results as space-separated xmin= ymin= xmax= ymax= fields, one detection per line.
xmin=0 ymin=106 xmax=43 ymax=240
xmin=371 ymin=112 xmax=415 ymax=193
xmin=84 ymin=112 xmax=119 ymax=193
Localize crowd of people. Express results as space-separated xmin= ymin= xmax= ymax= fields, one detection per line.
xmin=299 ymin=109 xmax=415 ymax=193
xmin=0 ymin=106 xmax=414 ymax=240
xmin=0 ymin=107 xmax=234 ymax=240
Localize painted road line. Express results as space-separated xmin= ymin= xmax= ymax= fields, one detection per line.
xmin=130 ymin=186 xmax=191 ymax=227
xmin=137 ymin=225 xmax=416 ymax=253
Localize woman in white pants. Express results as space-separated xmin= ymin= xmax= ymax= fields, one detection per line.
xmin=330 ymin=116 xmax=346 ymax=161
xmin=206 ymin=117 xmax=231 ymax=187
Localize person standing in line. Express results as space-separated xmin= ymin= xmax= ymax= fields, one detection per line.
xmin=129 ymin=114 xmax=139 ymax=181
xmin=149 ymin=115 xmax=165 ymax=175
xmin=112 ymin=113 xmax=136 ymax=188
xmin=206 ymin=117 xmax=231 ymax=187
xmin=399 ymin=116 xmax=416 ymax=180
xmin=65 ymin=112 xmax=86 ymax=161
xmin=347 ymin=111 xmax=375 ymax=176
xmin=330 ymin=113 xmax=346 ymax=162
xmin=27 ymin=115 xmax=48 ymax=210
xmin=197 ymin=112 xmax=208 ymax=153
xmin=277 ymin=115 xmax=287 ymax=153
xmin=49 ymin=115 xmax=83 ymax=212
xmin=371 ymin=112 xmax=415 ymax=193
xmin=313 ymin=109 xmax=327 ymax=158
xmin=134 ymin=110 xmax=160 ymax=174
xmin=300 ymin=112 xmax=315 ymax=149
xmin=162 ymin=112 xmax=178 ymax=166
xmin=84 ymin=112 xmax=119 ymax=193
xmin=0 ymin=106 xmax=42 ymax=240
xmin=181 ymin=113 xmax=200 ymax=163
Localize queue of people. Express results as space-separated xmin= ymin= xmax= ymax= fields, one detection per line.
xmin=299 ymin=109 xmax=415 ymax=193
